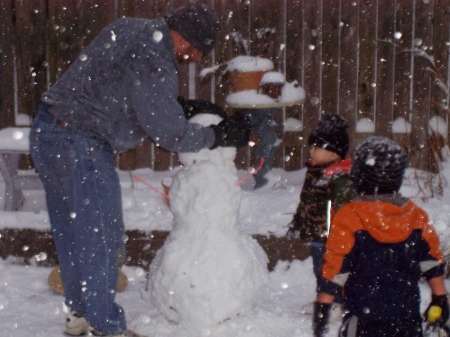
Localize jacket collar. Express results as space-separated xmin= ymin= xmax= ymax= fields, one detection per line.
xmin=353 ymin=193 xmax=409 ymax=207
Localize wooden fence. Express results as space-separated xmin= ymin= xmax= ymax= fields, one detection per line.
xmin=1 ymin=0 xmax=449 ymax=172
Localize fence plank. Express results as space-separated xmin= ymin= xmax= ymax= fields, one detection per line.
xmin=118 ymin=0 xmax=154 ymax=18
xmin=338 ymin=0 xmax=359 ymax=153
xmin=82 ymin=0 xmax=116 ymax=48
xmin=390 ymin=1 xmax=413 ymax=152
xmin=226 ymin=0 xmax=252 ymax=170
xmin=14 ymin=0 xmax=48 ymax=118
xmin=0 ymin=0 xmax=16 ymax=127
xmin=250 ymin=0 xmax=286 ymax=170
xmin=410 ymin=0 xmax=434 ymax=171
xmin=357 ymin=0 xmax=376 ymax=128
xmin=302 ymin=0 xmax=322 ymax=165
xmin=431 ymin=0 xmax=450 ymax=133
xmin=393 ymin=1 xmax=413 ymax=122
xmin=47 ymin=0 xmax=83 ymax=85
xmin=284 ymin=0 xmax=304 ymax=171
xmin=196 ymin=1 xmax=218 ymax=102
xmin=321 ymin=0 xmax=339 ymax=114
xmin=374 ymin=0 xmax=396 ymax=139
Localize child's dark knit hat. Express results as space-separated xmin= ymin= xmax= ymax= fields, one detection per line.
xmin=165 ymin=4 xmax=221 ymax=56
xmin=352 ymin=136 xmax=408 ymax=195
xmin=308 ymin=113 xmax=350 ymax=158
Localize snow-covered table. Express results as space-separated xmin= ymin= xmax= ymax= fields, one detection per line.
xmin=0 ymin=127 xmax=44 ymax=211
xmin=225 ymin=80 xmax=305 ymax=109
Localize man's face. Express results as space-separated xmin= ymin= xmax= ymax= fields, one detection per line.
xmin=171 ymin=31 xmax=203 ymax=64
xmin=309 ymin=145 xmax=341 ymax=166
xmin=175 ymin=41 xmax=203 ymax=64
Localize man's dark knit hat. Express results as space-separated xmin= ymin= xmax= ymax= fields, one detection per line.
xmin=308 ymin=113 xmax=350 ymax=158
xmin=352 ymin=136 xmax=408 ymax=195
xmin=165 ymin=4 xmax=220 ymax=56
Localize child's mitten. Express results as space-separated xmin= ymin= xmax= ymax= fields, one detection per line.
xmin=424 ymin=294 xmax=449 ymax=330
xmin=313 ymin=302 xmax=330 ymax=337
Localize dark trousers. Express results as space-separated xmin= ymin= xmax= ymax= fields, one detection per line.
xmin=339 ymin=314 xmax=423 ymax=337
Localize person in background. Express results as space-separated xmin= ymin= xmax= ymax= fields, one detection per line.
xmin=236 ymin=107 xmax=281 ymax=189
xmin=286 ymin=113 xmax=356 ymax=323
xmin=313 ymin=136 xmax=449 ymax=337
xmin=29 ymin=4 xmax=250 ymax=337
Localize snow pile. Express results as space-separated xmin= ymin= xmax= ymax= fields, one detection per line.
xmin=0 ymin=127 xmax=31 ymax=151
xmin=355 ymin=118 xmax=375 ymax=133
xmin=225 ymin=81 xmax=305 ymax=106
xmin=225 ymin=90 xmax=274 ymax=106
xmin=429 ymin=115 xmax=448 ymax=140
xmin=392 ymin=117 xmax=412 ymax=133
xmin=147 ymin=113 xmax=269 ymax=335
xmin=225 ymin=56 xmax=274 ymax=73
xmin=260 ymin=71 xmax=285 ymax=84
xmin=199 ymin=56 xmax=274 ymax=79
xmin=284 ymin=117 xmax=303 ymax=132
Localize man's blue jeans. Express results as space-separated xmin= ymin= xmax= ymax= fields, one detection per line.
xmin=29 ymin=103 xmax=127 ymax=335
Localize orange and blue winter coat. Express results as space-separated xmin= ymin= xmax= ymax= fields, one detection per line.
xmin=294 ymin=157 xmax=356 ymax=244
xmin=321 ymin=194 xmax=445 ymax=321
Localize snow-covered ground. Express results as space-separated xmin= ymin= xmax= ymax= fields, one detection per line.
xmin=1 ymin=149 xmax=450 ymax=336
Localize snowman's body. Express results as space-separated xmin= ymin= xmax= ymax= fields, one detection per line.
xmin=148 ymin=114 xmax=268 ymax=334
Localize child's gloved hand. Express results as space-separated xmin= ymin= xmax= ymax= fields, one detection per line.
xmin=424 ymin=294 xmax=449 ymax=330
xmin=286 ymin=213 xmax=302 ymax=239
xmin=313 ymin=302 xmax=330 ymax=337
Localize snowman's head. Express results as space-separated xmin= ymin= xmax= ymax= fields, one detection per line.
xmin=178 ymin=113 xmax=237 ymax=166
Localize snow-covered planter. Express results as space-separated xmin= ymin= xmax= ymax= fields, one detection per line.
xmin=228 ymin=56 xmax=274 ymax=92
xmin=200 ymin=55 xmax=274 ymax=92
xmin=200 ymin=56 xmax=305 ymax=108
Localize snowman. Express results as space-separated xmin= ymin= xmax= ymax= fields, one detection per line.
xmin=147 ymin=113 xmax=269 ymax=335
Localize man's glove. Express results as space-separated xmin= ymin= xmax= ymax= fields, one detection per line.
xmin=209 ymin=112 xmax=251 ymax=149
xmin=177 ymin=96 xmax=228 ymax=120
xmin=313 ymin=302 xmax=331 ymax=337
xmin=286 ymin=213 xmax=302 ymax=239
xmin=424 ymin=294 xmax=450 ymax=330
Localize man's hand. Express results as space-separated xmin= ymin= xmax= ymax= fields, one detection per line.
xmin=209 ymin=112 xmax=251 ymax=149
xmin=286 ymin=213 xmax=302 ymax=239
xmin=424 ymin=294 xmax=449 ymax=330
xmin=313 ymin=302 xmax=331 ymax=337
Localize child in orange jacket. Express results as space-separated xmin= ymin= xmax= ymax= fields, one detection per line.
xmin=313 ymin=137 xmax=449 ymax=337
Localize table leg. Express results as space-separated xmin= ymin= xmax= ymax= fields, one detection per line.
xmin=0 ymin=153 xmax=24 ymax=211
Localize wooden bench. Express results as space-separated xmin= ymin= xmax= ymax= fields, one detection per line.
xmin=0 ymin=127 xmax=44 ymax=211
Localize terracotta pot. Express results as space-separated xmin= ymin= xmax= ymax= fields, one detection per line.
xmin=229 ymin=70 xmax=268 ymax=92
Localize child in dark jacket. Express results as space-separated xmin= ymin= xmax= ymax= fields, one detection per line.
xmin=313 ymin=136 xmax=449 ymax=337
xmin=286 ymin=114 xmax=356 ymax=323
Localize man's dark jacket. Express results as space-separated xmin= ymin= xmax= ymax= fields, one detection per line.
xmin=42 ymin=17 xmax=215 ymax=153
